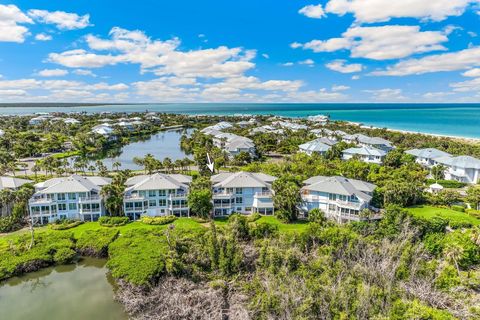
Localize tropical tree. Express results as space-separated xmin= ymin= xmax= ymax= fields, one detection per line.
xmin=272 ymin=176 xmax=301 ymax=222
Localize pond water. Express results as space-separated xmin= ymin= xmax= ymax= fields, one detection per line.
xmin=0 ymin=257 xmax=128 ymax=320
xmin=71 ymin=128 xmax=193 ymax=171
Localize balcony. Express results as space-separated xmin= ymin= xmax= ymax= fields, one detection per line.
xmin=124 ymin=194 xmax=146 ymax=200
xmin=254 ymin=192 xmax=273 ymax=198
xmin=212 ymin=192 xmax=234 ymax=199
xmin=168 ymin=194 xmax=188 ymax=199
xmin=79 ymin=196 xmax=101 ymax=202
xmin=29 ymin=198 xmax=56 ymax=205
xmin=213 ymin=202 xmax=233 ymax=208
xmin=336 ymin=200 xmax=362 ymax=210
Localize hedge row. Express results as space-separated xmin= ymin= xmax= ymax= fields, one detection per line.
xmin=140 ymin=215 xmax=177 ymax=225
xmin=99 ymin=216 xmax=130 ymax=227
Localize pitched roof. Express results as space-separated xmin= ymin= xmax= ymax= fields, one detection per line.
xmin=435 ymin=155 xmax=480 ymax=169
xmin=302 ymin=176 xmax=376 ymax=201
xmin=36 ymin=175 xmax=111 ymax=194
xmin=211 ymin=171 xmax=277 ymax=188
xmin=343 ymin=146 xmax=387 ymax=157
xmin=405 ymin=148 xmax=451 ymax=159
xmin=299 ymin=139 xmax=332 ymax=153
xmin=125 ymin=173 xmax=192 ymax=191
xmin=344 ymin=133 xmax=392 ymax=146
xmin=0 ymin=176 xmax=32 ymax=190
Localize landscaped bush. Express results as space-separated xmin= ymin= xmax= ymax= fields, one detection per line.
xmin=99 ymin=216 xmax=130 ymax=227
xmin=76 ymin=228 xmax=119 ymax=257
xmin=141 ymin=215 xmax=177 ymax=225
xmin=53 ymin=247 xmax=77 ymax=264
xmin=0 ymin=231 xmax=75 ymax=280
xmin=426 ymin=179 xmax=467 ymax=189
xmin=247 ymin=212 xmax=261 ymax=222
xmin=451 ymin=205 xmax=465 ymax=213
xmin=50 ymin=219 xmax=83 ymax=230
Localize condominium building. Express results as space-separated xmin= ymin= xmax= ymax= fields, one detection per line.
xmin=300 ymin=176 xmax=379 ymax=222
xmin=342 ymin=146 xmax=387 ymax=164
xmin=405 ymin=148 xmax=452 ymax=167
xmin=29 ymin=175 xmax=111 ymax=224
xmin=211 ymin=171 xmax=277 ymax=216
xmin=123 ymin=173 xmax=192 ymax=220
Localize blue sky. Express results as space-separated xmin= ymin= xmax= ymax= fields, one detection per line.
xmin=0 ymin=0 xmax=480 ymax=103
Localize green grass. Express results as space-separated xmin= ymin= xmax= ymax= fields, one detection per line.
xmin=408 ymin=205 xmax=480 ymax=226
xmin=213 ymin=215 xmax=309 ymax=234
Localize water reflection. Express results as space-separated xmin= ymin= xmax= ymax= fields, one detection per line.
xmin=0 ymin=257 xmax=127 ymax=320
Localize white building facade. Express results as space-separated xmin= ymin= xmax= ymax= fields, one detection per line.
xmin=300 ymin=176 xmax=379 ymax=222
xmin=29 ymin=175 xmax=111 ymax=224
xmin=123 ymin=173 xmax=192 ymax=220
xmin=211 ymin=172 xmax=277 ymax=216
xmin=342 ymin=146 xmax=387 ymax=164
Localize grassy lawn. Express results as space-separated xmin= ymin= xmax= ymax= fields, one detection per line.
xmin=0 ymin=215 xmax=308 ymax=248
xmin=407 ymin=205 xmax=480 ymax=226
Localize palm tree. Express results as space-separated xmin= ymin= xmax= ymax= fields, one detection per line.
xmin=31 ymin=163 xmax=40 ymax=179
xmin=133 ymin=156 xmax=145 ymax=173
xmin=163 ymin=157 xmax=173 ymax=173
xmin=88 ymin=165 xmax=96 ymax=176
xmin=113 ymin=161 xmax=122 ymax=172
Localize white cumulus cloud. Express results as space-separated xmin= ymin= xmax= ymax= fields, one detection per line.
xmin=35 ymin=33 xmax=52 ymax=41
xmin=325 ymin=60 xmax=363 ymax=73
xmin=296 ymin=25 xmax=448 ymax=60
xmin=324 ymin=0 xmax=477 ymax=23
xmin=37 ymin=69 xmax=69 ymax=77
xmin=0 ymin=4 xmax=33 ymax=43
xmin=28 ymin=9 xmax=91 ymax=30
xmin=299 ymin=4 xmax=326 ymax=18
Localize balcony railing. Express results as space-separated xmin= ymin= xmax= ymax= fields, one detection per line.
xmin=254 ymin=192 xmax=273 ymax=198
xmin=336 ymin=200 xmax=362 ymax=209
xmin=79 ymin=196 xmax=101 ymax=202
xmin=212 ymin=192 xmax=234 ymax=198
xmin=29 ymin=198 xmax=56 ymax=204
xmin=168 ymin=194 xmax=188 ymax=199
xmin=124 ymin=194 xmax=146 ymax=200
xmin=213 ymin=203 xmax=233 ymax=208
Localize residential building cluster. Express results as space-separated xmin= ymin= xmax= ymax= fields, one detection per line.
xmin=201 ymin=122 xmax=257 ymax=158
xmin=406 ymin=148 xmax=480 ymax=184
xmin=28 ymin=172 xmax=379 ymax=224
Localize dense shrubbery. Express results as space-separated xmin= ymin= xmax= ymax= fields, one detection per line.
xmin=98 ymin=216 xmax=129 ymax=227
xmin=0 ymin=231 xmax=75 ymax=280
xmin=76 ymin=228 xmax=119 ymax=257
xmin=426 ymin=179 xmax=467 ymax=189
xmin=140 ymin=215 xmax=177 ymax=225
xmin=50 ymin=219 xmax=83 ymax=230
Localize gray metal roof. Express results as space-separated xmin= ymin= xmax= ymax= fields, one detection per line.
xmin=435 ymin=155 xmax=480 ymax=169
xmin=211 ymin=171 xmax=277 ymax=188
xmin=405 ymin=148 xmax=451 ymax=159
xmin=35 ymin=175 xmax=111 ymax=194
xmin=302 ymin=176 xmax=376 ymax=201
xmin=125 ymin=173 xmax=192 ymax=191
xmin=0 ymin=176 xmax=32 ymax=190
xmin=299 ymin=139 xmax=332 ymax=153
xmin=343 ymin=146 xmax=387 ymax=157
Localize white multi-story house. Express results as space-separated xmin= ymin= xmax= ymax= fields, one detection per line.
xmin=211 ymin=172 xmax=277 ymax=216
xmin=405 ymin=148 xmax=452 ymax=167
xmin=123 ymin=173 xmax=192 ymax=220
xmin=342 ymin=146 xmax=387 ymax=164
xmin=343 ymin=133 xmax=393 ymax=151
xmin=299 ymin=137 xmax=337 ymax=156
xmin=29 ymin=175 xmax=111 ymax=224
xmin=434 ymin=156 xmax=480 ymax=184
xmin=300 ymin=176 xmax=379 ymax=222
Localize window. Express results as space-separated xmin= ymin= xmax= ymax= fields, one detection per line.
xmin=149 ymin=200 xmax=157 ymax=207
xmin=158 ymin=190 xmax=166 ymax=196
xmin=328 ymin=193 xmax=337 ymax=200
xmin=68 ymin=193 xmax=77 ymax=200
xmin=236 ymin=188 xmax=243 ymax=194
xmin=69 ymin=203 xmax=77 ymax=211
xmin=51 ymin=205 xmax=57 ymax=213
xmin=91 ymin=203 xmax=100 ymax=211
xmin=148 ymin=190 xmax=156 ymax=197
xmin=139 ymin=191 xmax=146 ymax=197
xmin=125 ymin=202 xmax=134 ymax=211
xmin=57 ymin=193 xmax=66 ymax=201
xmin=158 ymin=199 xmax=166 ymax=206
xmin=134 ymin=202 xmax=143 ymax=209
xmin=58 ymin=203 xmax=67 ymax=211
xmin=235 ymin=197 xmax=243 ymax=204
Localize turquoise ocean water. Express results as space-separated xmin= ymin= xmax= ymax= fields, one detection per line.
xmin=1 ymin=103 xmax=479 ymax=138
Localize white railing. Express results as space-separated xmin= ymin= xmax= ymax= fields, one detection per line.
xmin=124 ymin=194 xmax=146 ymax=200
xmin=169 ymin=194 xmax=188 ymax=199
xmin=336 ymin=200 xmax=362 ymax=209
xmin=79 ymin=196 xmax=101 ymax=202
xmin=212 ymin=192 xmax=234 ymax=198
xmin=29 ymin=198 xmax=56 ymax=204
xmin=213 ymin=203 xmax=233 ymax=208
xmin=254 ymin=192 xmax=273 ymax=198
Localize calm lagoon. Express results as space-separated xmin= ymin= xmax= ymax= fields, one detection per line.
xmin=0 ymin=257 xmax=127 ymax=320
